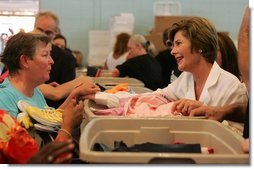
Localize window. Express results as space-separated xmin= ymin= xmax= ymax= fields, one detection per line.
xmin=0 ymin=0 xmax=39 ymax=53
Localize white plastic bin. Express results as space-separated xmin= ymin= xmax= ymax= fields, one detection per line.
xmin=79 ymin=118 xmax=249 ymax=164
xmin=81 ymin=98 xmax=205 ymax=130
xmin=81 ymin=87 xmax=152 ymax=129
xmin=102 ymin=85 xmax=152 ymax=93
xmin=92 ymin=77 xmax=144 ymax=87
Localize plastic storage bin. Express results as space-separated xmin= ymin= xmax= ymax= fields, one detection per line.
xmin=99 ymin=69 xmax=113 ymax=77
xmin=81 ymin=87 xmax=150 ymax=129
xmin=81 ymin=98 xmax=205 ymax=130
xmin=79 ymin=118 xmax=249 ymax=164
xmin=92 ymin=77 xmax=144 ymax=87
xmin=102 ymin=85 xmax=152 ymax=93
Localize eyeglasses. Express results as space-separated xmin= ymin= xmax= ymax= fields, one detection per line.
xmin=36 ymin=27 xmax=54 ymax=36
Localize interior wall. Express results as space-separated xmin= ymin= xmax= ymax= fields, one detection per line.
xmin=39 ymin=0 xmax=249 ymax=67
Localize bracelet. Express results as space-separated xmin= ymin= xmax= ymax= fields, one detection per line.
xmin=59 ymin=128 xmax=72 ymax=139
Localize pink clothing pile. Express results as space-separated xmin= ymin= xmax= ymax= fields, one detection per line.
xmin=92 ymin=94 xmax=182 ymax=117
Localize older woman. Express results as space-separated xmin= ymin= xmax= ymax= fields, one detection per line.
xmin=111 ymin=34 xmax=162 ymax=90
xmin=0 ymin=32 xmax=99 ymax=141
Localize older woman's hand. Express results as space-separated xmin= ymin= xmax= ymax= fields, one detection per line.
xmin=83 ymin=93 xmax=96 ymax=100
xmin=172 ymin=99 xmax=204 ymax=116
xmin=61 ymin=98 xmax=84 ymax=133
xmin=75 ymin=75 xmax=93 ymax=84
xmin=73 ymin=81 xmax=100 ymax=97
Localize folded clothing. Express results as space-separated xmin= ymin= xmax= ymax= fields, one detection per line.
xmin=93 ymin=141 xmax=201 ymax=153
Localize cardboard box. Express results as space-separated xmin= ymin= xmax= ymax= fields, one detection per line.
xmin=152 ymin=16 xmax=194 ymax=33
xmin=88 ymin=30 xmax=111 ymax=67
xmin=145 ymin=16 xmax=194 ymax=53
xmin=146 ymin=16 xmax=229 ymax=53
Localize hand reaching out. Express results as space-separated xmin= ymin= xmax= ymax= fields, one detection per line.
xmin=73 ymin=82 xmax=100 ymax=98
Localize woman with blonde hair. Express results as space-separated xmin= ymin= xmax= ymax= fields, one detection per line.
xmin=87 ymin=17 xmax=248 ymax=116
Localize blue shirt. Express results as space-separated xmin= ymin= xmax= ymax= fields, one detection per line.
xmin=0 ymin=78 xmax=47 ymax=118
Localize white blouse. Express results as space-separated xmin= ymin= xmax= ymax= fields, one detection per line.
xmin=95 ymin=62 xmax=248 ymax=107
xmin=105 ymin=51 xmax=128 ymax=70
xmin=154 ymin=62 xmax=248 ymax=106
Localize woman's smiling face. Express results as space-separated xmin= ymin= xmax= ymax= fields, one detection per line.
xmin=170 ymin=30 xmax=201 ymax=72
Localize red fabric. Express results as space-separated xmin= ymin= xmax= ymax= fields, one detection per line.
xmin=0 ymin=110 xmax=38 ymax=164
xmin=0 ymin=70 xmax=9 ymax=83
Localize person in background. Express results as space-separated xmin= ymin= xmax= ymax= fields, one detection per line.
xmin=53 ymin=34 xmax=67 ymax=50
xmin=34 ymin=11 xmax=76 ymax=108
xmin=187 ymin=7 xmax=250 ymax=153
xmin=156 ymin=28 xmax=182 ymax=88
xmin=0 ymin=32 xmax=99 ymax=143
xmin=104 ymin=32 xmax=130 ymax=70
xmin=216 ymin=32 xmax=241 ymax=80
xmin=52 ymin=34 xmax=81 ymax=67
xmin=146 ymin=40 xmax=157 ymax=57
xmin=111 ymin=34 xmax=163 ymax=90
xmin=72 ymin=50 xmax=83 ymax=68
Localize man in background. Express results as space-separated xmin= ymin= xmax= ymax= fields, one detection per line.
xmin=34 ymin=11 xmax=76 ymax=108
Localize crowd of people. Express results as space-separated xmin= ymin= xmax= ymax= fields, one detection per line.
xmin=0 ymin=6 xmax=250 ymax=164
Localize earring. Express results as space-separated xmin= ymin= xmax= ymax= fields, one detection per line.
xmin=198 ymin=49 xmax=202 ymax=54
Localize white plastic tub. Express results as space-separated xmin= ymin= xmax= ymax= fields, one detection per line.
xmin=79 ymin=118 xmax=249 ymax=164
xmin=92 ymin=77 xmax=144 ymax=87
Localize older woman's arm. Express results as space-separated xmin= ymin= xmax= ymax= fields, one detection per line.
xmin=58 ymin=81 xmax=100 ymax=110
xmin=38 ymin=75 xmax=93 ymax=101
